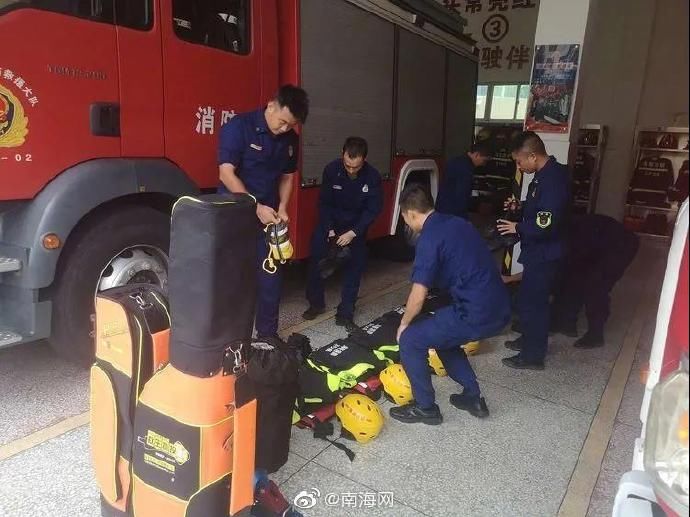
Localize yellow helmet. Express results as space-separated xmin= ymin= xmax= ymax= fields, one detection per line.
xmin=462 ymin=341 xmax=481 ymax=356
xmin=428 ymin=349 xmax=447 ymax=376
xmin=336 ymin=393 xmax=384 ymax=444
xmin=379 ymin=364 xmax=413 ymax=405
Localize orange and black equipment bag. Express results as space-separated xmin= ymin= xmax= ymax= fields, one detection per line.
xmin=90 ymin=284 xmax=171 ymax=516
xmin=130 ymin=194 xmax=259 ymax=517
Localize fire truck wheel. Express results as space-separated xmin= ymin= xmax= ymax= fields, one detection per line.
xmin=49 ymin=205 xmax=170 ymax=367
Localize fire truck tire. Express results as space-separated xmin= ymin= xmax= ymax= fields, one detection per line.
xmin=49 ymin=205 xmax=170 ymax=367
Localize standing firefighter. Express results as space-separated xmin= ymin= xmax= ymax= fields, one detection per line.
xmin=303 ymin=137 xmax=383 ymax=328
xmin=497 ymin=131 xmax=571 ymax=370
xmin=218 ymin=85 xmax=309 ymax=339
xmin=435 ymin=141 xmax=492 ymax=219
xmin=390 ymin=185 xmax=510 ymax=425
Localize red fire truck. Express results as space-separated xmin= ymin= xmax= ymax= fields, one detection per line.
xmin=613 ymin=199 xmax=689 ymax=517
xmin=0 ymin=0 xmax=478 ymax=363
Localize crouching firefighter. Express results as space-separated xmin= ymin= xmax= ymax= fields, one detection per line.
xmin=390 ymin=186 xmax=511 ymax=424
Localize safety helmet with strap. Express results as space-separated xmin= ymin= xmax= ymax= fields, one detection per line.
xmin=379 ymin=364 xmax=413 ymax=405
xmin=335 ymin=393 xmax=384 ymax=444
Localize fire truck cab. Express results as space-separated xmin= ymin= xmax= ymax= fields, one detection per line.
xmin=0 ymin=0 xmax=478 ymax=364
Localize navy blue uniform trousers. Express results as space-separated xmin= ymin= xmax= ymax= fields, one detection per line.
xmin=400 ymin=306 xmax=486 ymax=409
xmin=255 ymin=231 xmax=282 ymax=338
xmin=518 ymin=260 xmax=561 ymax=363
xmin=305 ymin=226 xmax=367 ymax=320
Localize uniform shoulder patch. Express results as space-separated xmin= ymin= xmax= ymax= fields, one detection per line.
xmin=536 ymin=211 xmax=552 ymax=229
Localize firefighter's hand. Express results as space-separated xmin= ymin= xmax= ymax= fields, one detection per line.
xmin=497 ymin=219 xmax=518 ymax=235
xmin=277 ymin=207 xmax=290 ymax=224
xmin=502 ymin=272 xmax=523 ymax=284
xmin=396 ymin=323 xmax=408 ymax=344
xmin=257 ymin=204 xmax=280 ymax=225
xmin=337 ymin=230 xmax=356 ymax=247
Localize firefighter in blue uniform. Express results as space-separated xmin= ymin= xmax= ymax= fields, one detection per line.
xmin=218 ymin=85 xmax=309 ymax=339
xmin=435 ymin=141 xmax=491 ymax=219
xmin=497 ymin=131 xmax=571 ymax=370
xmin=551 ymin=214 xmax=639 ymax=348
xmin=389 ymin=185 xmax=510 ymax=425
xmin=303 ymin=137 xmax=383 ymax=328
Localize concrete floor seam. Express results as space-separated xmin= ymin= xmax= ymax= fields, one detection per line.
xmin=557 ymin=289 xmax=653 ymax=517
xmin=0 ymin=278 xmax=411 ymax=460
xmin=560 ymin=311 xmax=649 ymax=517
xmin=560 ymin=298 xmax=653 ymax=515
xmin=0 ymin=413 xmax=89 ymax=462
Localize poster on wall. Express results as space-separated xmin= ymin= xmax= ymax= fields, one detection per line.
xmin=524 ymin=44 xmax=580 ymax=133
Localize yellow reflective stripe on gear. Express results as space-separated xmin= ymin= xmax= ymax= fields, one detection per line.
xmin=306 ymin=358 xmax=330 ymax=373
xmin=339 ymin=363 xmax=375 ymax=386
xmin=378 ymin=345 xmax=399 ymax=352
xmin=171 ymin=194 xmax=257 ymax=216
xmin=326 ymin=372 xmax=342 ymax=392
xmin=303 ymin=397 xmax=323 ymax=404
xmin=372 ymin=350 xmax=393 ymax=366
xmin=149 ymin=292 xmax=171 ymax=326
xmin=350 ymin=363 xmax=375 ymax=378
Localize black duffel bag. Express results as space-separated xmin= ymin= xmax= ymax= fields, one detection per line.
xmin=246 ymin=334 xmax=310 ymax=474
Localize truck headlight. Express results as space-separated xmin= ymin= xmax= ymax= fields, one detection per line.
xmin=644 ymin=359 xmax=689 ymax=516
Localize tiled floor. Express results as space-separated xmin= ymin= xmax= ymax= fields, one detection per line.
xmin=0 ymin=241 xmax=667 ymax=517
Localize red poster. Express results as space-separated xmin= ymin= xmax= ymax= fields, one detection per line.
xmin=524 ymin=44 xmax=580 ymax=133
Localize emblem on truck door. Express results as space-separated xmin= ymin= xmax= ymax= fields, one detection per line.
xmin=0 ymin=84 xmax=28 ymax=148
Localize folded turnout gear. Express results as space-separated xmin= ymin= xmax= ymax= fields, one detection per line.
xmin=351 ymin=375 xmax=383 ymax=401
xmin=628 ymin=156 xmax=674 ymax=207
xmin=318 ymin=237 xmax=352 ymax=280
xmin=293 ymin=401 xmax=337 ymax=429
xmin=296 ymin=338 xmax=386 ymax=418
xmin=309 ymin=338 xmax=388 ymax=375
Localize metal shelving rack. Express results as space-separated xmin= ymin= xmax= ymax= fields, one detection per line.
xmin=573 ymin=124 xmax=608 ymax=214
xmin=625 ymin=126 xmax=689 ymax=239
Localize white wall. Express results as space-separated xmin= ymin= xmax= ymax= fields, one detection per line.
xmin=637 ymin=0 xmax=690 ymax=128
xmin=578 ymin=0 xmax=689 ymax=219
